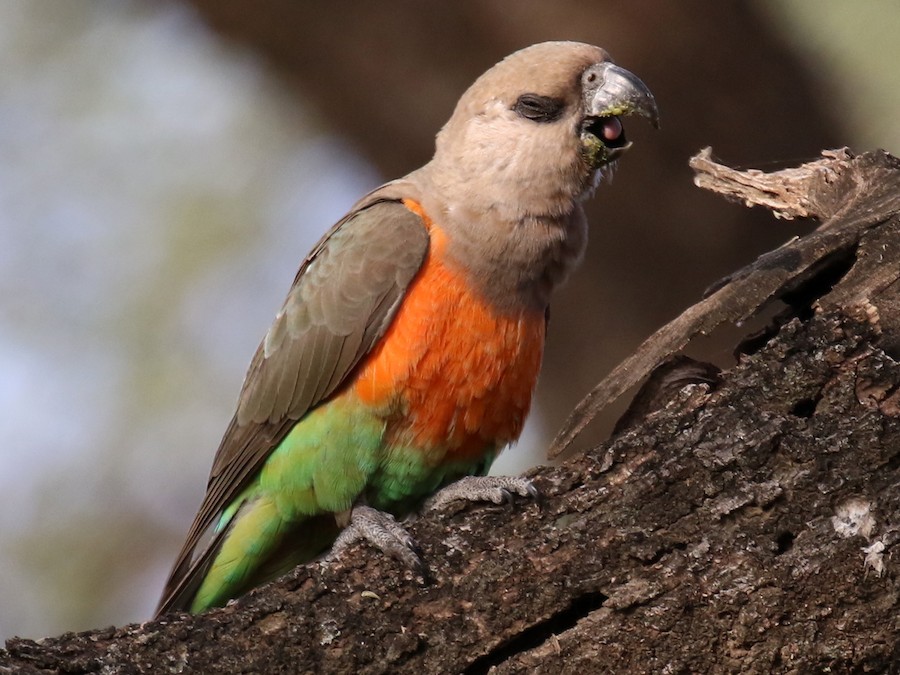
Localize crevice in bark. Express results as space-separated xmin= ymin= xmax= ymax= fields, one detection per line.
xmin=789 ymin=396 xmax=819 ymax=419
xmin=640 ymin=541 xmax=688 ymax=567
xmin=774 ymin=530 xmax=795 ymax=555
xmin=779 ymin=245 xmax=858 ymax=311
xmin=462 ymin=591 xmax=609 ymax=675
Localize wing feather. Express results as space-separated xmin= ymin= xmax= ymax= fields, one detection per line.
xmin=156 ymin=194 xmax=430 ymax=615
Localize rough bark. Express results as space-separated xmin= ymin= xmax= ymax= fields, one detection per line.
xmin=3 ymin=149 xmax=899 ymax=673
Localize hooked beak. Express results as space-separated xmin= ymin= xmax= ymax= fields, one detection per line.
xmin=580 ymin=62 xmax=659 ymax=166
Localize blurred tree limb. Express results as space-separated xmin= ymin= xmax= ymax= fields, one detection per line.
xmin=3 ymin=147 xmax=899 ymax=673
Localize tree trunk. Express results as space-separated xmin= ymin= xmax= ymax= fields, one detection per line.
xmin=3 ymin=148 xmax=899 ymax=673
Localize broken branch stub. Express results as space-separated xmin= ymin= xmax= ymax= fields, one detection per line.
xmin=550 ymin=147 xmax=900 ymax=458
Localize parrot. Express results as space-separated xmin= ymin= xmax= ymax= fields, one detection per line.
xmin=155 ymin=40 xmax=658 ymax=616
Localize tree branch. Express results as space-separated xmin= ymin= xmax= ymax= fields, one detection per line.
xmin=552 ymin=147 xmax=900 ymax=457
xmin=4 ymin=148 xmax=900 ymax=673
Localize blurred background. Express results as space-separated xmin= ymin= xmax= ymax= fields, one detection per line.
xmin=1 ymin=0 xmax=898 ymax=641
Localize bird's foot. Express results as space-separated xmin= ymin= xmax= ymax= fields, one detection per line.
xmin=425 ymin=475 xmax=540 ymax=511
xmin=328 ymin=505 xmax=423 ymax=573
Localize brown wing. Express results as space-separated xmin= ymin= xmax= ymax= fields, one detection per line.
xmin=156 ymin=194 xmax=430 ymax=615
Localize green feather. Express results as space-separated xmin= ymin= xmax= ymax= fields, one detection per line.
xmin=190 ymin=394 xmax=494 ymax=613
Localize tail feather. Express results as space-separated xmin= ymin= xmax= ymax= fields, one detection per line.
xmin=189 ymin=496 xmax=287 ymax=612
xmin=156 ymin=497 xmax=339 ymax=616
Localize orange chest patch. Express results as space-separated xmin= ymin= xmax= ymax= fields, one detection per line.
xmin=353 ymin=200 xmax=545 ymax=458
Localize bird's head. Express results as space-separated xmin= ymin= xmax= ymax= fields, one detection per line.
xmin=429 ymin=41 xmax=659 ymax=217
xmin=414 ymin=42 xmax=658 ymax=309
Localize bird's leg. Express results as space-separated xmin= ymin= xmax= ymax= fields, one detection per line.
xmin=425 ymin=475 xmax=540 ymax=510
xmin=328 ymin=505 xmax=423 ymax=572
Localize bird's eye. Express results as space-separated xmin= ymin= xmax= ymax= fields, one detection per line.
xmin=513 ymin=94 xmax=565 ymax=123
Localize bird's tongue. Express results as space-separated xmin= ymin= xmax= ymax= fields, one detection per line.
xmin=599 ymin=116 xmax=624 ymax=143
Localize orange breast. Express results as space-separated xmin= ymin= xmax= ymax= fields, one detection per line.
xmin=353 ymin=199 xmax=545 ymax=462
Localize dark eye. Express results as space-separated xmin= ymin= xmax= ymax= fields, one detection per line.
xmin=512 ymin=94 xmax=565 ymax=123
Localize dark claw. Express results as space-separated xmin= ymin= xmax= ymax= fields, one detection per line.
xmin=397 ymin=542 xmax=429 ymax=583
xmin=526 ymin=482 xmax=544 ymax=511
xmin=409 ymin=554 xmax=425 ymax=578
xmin=500 ymin=488 xmax=516 ymax=506
xmin=415 ymin=559 xmax=433 ymax=584
xmin=385 ymin=540 xmax=423 ymax=575
xmin=396 ymin=534 xmax=426 ymax=578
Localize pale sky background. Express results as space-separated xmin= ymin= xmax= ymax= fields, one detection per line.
xmin=1 ymin=0 xmax=898 ymax=642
